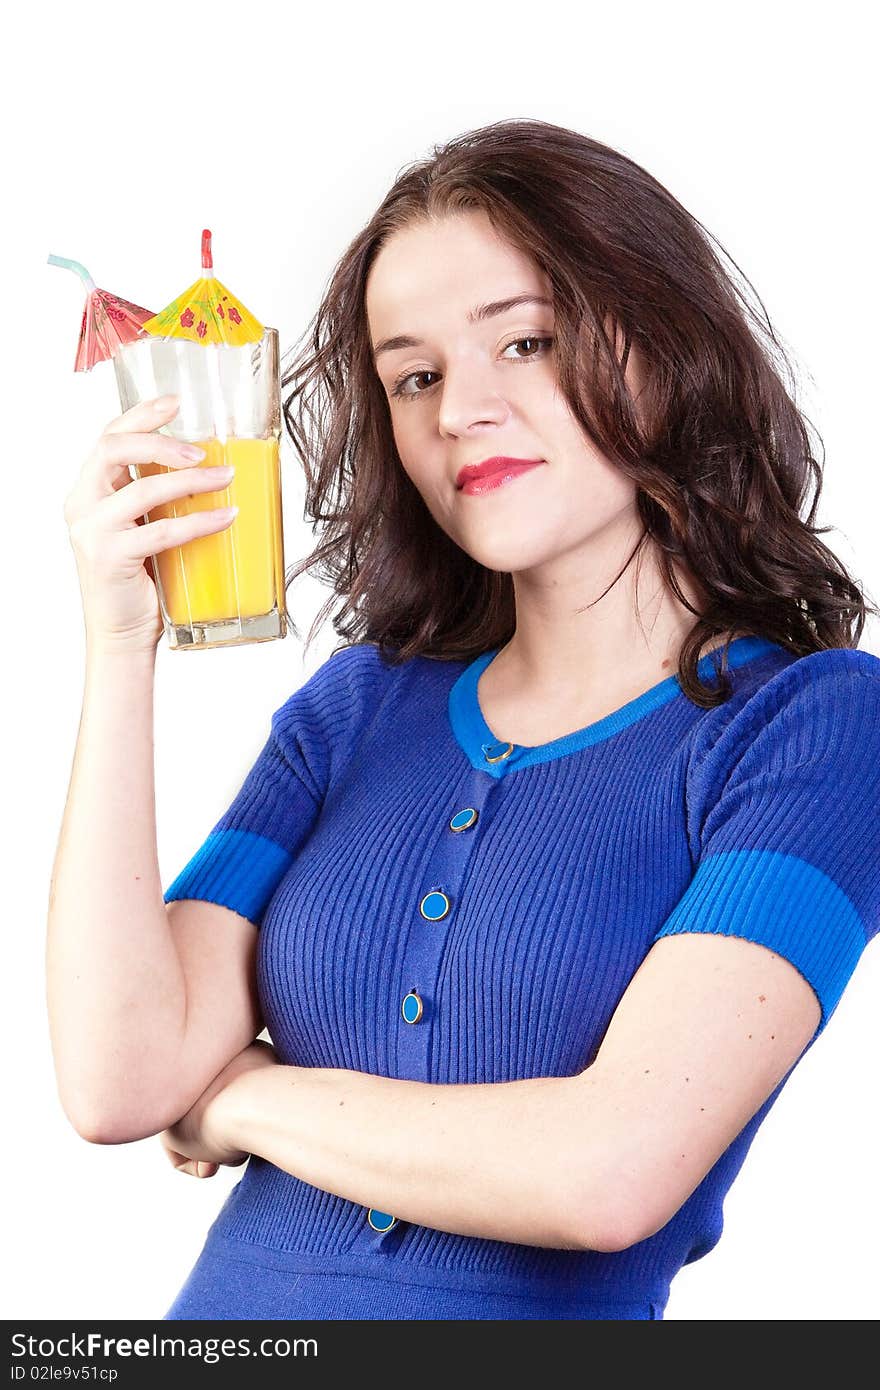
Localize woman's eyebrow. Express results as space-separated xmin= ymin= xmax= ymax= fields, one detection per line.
xmin=372 ymin=294 xmax=554 ymax=360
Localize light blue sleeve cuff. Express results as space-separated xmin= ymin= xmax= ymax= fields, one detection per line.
xmin=652 ymin=848 xmax=866 ymax=1033
xmin=164 ymin=828 xmax=294 ymax=929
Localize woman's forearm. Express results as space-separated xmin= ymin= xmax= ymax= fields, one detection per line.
xmin=46 ymin=642 xmax=187 ymax=1140
xmin=212 ymin=1063 xmax=616 ymax=1251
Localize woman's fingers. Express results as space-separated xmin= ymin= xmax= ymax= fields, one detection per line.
xmin=162 ymin=1143 xmax=218 ymax=1178
xmin=102 ymin=394 xmax=181 ymax=440
xmin=99 ymin=459 xmax=233 ymax=532
xmin=70 ymin=428 xmax=207 ymax=514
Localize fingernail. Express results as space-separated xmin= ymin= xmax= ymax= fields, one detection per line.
xmin=153 ymin=394 xmax=178 ymax=410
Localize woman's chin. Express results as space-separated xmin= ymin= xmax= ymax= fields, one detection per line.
xmin=462 ymin=540 xmax=553 ymax=574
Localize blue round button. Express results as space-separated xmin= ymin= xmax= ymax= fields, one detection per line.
xmin=419 ymin=890 xmax=450 ymax=920
xmin=449 ymin=807 xmax=479 ymax=832
xmin=367 ymin=1208 xmax=398 ymax=1232
xmin=401 ymin=991 xmax=423 ymax=1024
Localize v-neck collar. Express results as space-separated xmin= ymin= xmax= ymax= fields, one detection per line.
xmin=447 ymin=635 xmax=781 ymax=776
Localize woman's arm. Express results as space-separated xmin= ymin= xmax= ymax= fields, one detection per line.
xmin=46 ymin=644 xmax=189 ymax=1139
xmin=46 ymin=644 xmax=263 ymax=1143
xmin=196 ymin=931 xmax=819 ymax=1252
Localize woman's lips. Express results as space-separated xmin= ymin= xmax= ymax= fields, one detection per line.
xmin=458 ymin=461 xmax=545 ymax=496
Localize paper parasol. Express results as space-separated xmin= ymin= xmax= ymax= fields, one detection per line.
xmin=47 ymin=255 xmax=156 ymax=372
xmin=140 ymin=229 xmax=264 ymax=347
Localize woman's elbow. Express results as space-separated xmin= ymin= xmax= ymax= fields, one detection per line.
xmin=62 ymin=1097 xmax=138 ymax=1146
xmin=559 ymin=1185 xmax=629 ymax=1253
xmin=56 ymin=1090 xmax=121 ymax=1146
xmin=73 ymin=1115 xmax=126 ymax=1146
xmin=568 ymin=1208 xmax=642 ymax=1254
xmin=58 ymin=1087 xmax=169 ymax=1146
xmin=567 ymin=1169 xmax=673 ymax=1254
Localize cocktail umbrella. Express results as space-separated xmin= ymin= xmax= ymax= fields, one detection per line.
xmin=140 ymin=229 xmax=263 ymax=346
xmin=47 ymin=254 xmax=155 ymax=371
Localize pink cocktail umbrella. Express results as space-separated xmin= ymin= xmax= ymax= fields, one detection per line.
xmin=48 ymin=254 xmax=156 ymax=372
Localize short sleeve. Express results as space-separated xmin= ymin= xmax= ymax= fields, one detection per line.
xmin=652 ymin=651 xmax=880 ymax=1034
xmin=163 ymin=648 xmax=352 ymax=928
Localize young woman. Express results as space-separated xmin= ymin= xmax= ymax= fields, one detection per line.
xmin=48 ymin=117 xmax=880 ymax=1321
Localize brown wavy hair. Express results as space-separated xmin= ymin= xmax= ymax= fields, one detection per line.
xmin=280 ymin=116 xmax=877 ymax=706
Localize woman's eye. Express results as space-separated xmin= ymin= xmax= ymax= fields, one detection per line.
xmin=390 ymin=335 xmax=553 ymax=401
xmin=391 ymin=369 xmax=440 ymax=400
xmin=505 ymin=336 xmax=550 ymax=360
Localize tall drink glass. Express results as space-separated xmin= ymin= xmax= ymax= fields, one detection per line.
xmin=112 ymin=327 xmax=286 ymax=650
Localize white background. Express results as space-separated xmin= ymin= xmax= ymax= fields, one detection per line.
xmin=4 ymin=0 xmax=878 ymax=1322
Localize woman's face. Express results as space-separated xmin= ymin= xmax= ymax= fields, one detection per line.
xmin=365 ymin=209 xmax=645 ymax=576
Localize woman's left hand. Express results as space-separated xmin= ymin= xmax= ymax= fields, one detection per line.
xmin=159 ymin=1039 xmax=279 ymax=1179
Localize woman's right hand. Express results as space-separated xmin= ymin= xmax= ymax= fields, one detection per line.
xmin=63 ymin=395 xmax=238 ymax=654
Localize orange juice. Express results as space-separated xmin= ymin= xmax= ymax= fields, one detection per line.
xmin=138 ymin=437 xmax=284 ymax=626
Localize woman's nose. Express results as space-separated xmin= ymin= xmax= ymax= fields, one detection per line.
xmin=437 ymin=363 xmax=511 ymax=435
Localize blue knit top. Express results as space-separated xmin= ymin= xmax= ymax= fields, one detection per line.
xmin=162 ymin=635 xmax=880 ymax=1320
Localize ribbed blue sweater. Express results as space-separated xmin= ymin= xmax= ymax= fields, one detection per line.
xmin=161 ymin=635 xmax=880 ymax=1320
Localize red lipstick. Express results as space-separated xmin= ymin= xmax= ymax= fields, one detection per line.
xmin=456 ymin=457 xmax=544 ymax=495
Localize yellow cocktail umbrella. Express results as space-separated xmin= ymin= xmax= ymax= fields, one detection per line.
xmin=141 ymin=229 xmax=264 ymax=347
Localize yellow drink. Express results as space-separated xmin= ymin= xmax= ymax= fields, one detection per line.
xmin=138 ymin=437 xmax=284 ymax=627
